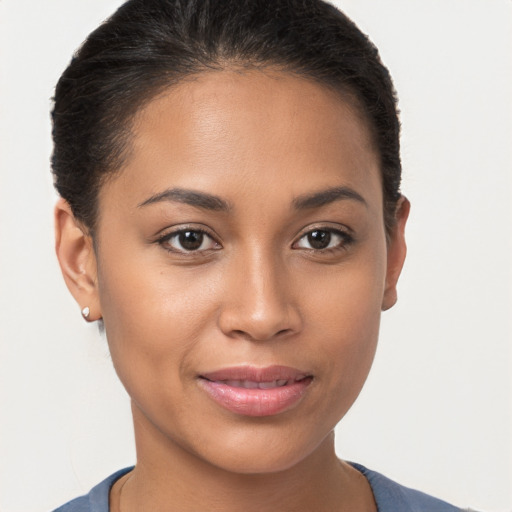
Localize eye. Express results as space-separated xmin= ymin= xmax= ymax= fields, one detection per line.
xmin=294 ymin=228 xmax=352 ymax=251
xmin=158 ymin=229 xmax=220 ymax=253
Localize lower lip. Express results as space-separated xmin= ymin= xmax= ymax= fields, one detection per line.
xmin=198 ymin=378 xmax=312 ymax=417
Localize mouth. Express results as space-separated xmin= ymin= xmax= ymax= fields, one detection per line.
xmin=210 ymin=379 xmax=296 ymax=389
xmin=198 ymin=366 xmax=313 ymax=417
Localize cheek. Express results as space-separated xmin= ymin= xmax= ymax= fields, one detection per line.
xmin=96 ymin=252 xmax=223 ymax=395
xmin=95 ymin=228 xmax=387 ymax=455
xmin=303 ymin=251 xmax=386 ymax=409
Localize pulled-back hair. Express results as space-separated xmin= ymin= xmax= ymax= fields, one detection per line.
xmin=52 ymin=0 xmax=401 ymax=234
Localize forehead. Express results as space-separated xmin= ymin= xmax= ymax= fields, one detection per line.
xmin=100 ymin=69 xmax=382 ymax=214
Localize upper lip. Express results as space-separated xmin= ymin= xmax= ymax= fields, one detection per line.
xmin=199 ymin=365 xmax=311 ymax=383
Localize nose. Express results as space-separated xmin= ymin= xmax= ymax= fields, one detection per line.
xmin=217 ymin=249 xmax=302 ymax=342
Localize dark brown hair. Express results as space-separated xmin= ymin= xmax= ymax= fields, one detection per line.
xmin=52 ymin=0 xmax=401 ymax=234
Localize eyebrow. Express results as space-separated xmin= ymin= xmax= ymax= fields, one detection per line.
xmin=138 ymin=185 xmax=366 ymax=212
xmin=292 ymin=186 xmax=367 ymax=210
xmin=138 ymin=188 xmax=231 ymax=211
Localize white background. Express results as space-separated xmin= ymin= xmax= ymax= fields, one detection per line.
xmin=0 ymin=1 xmax=510 ymax=511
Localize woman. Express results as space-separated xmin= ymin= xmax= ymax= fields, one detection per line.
xmin=49 ymin=0 xmax=465 ymax=510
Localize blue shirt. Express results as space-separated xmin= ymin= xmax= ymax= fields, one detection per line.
xmin=53 ymin=464 xmax=465 ymax=511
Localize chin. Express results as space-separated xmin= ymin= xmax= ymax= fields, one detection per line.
xmin=205 ymin=448 xmax=313 ymax=475
xmin=187 ymin=422 xmax=333 ymax=476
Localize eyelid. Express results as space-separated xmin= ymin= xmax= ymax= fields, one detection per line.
xmin=293 ymin=222 xmax=353 ymax=240
xmin=153 ymin=222 xmax=218 ymax=239
xmin=154 ymin=224 xmax=222 ymax=253
xmin=292 ymin=223 xmax=354 ymax=251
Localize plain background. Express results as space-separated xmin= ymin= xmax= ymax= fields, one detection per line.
xmin=0 ymin=0 xmax=511 ymax=511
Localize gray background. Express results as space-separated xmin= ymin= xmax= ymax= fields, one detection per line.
xmin=0 ymin=1 xmax=510 ymax=510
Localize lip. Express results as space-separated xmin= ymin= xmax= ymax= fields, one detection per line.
xmin=198 ymin=365 xmax=313 ymax=417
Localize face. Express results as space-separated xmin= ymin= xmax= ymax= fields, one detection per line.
xmin=65 ymin=70 xmax=407 ymax=474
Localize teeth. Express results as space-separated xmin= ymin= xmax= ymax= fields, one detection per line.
xmin=224 ymin=380 xmax=256 ymax=388
xmin=222 ymin=380 xmax=289 ymax=389
xmin=258 ymin=380 xmax=279 ymax=389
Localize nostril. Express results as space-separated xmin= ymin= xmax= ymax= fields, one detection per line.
xmin=228 ymin=327 xmax=293 ymax=342
xmin=217 ymin=295 xmax=303 ymax=342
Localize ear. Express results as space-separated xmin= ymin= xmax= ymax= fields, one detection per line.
xmin=54 ymin=198 xmax=101 ymax=321
xmin=381 ymin=196 xmax=410 ymax=311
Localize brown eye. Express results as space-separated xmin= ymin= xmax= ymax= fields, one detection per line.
xmin=307 ymin=230 xmax=331 ymax=249
xmin=178 ymin=231 xmax=204 ymax=251
xmin=159 ymin=229 xmax=220 ymax=253
xmin=294 ymin=228 xmax=352 ymax=251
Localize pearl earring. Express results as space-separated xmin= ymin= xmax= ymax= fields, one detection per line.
xmin=81 ymin=306 xmax=90 ymax=320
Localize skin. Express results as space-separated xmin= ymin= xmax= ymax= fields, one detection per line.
xmin=55 ymin=70 xmax=409 ymax=512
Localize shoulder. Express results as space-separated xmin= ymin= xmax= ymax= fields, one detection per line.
xmin=350 ymin=462 xmax=466 ymax=512
xmin=52 ymin=467 xmax=133 ymax=512
xmin=52 ymin=464 xmax=472 ymax=512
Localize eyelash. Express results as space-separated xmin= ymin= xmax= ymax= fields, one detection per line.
xmin=155 ymin=226 xmax=354 ymax=255
xmin=156 ymin=227 xmax=221 ymax=255
xmin=293 ymin=227 xmax=354 ymax=253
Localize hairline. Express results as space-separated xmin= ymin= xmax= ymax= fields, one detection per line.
xmin=91 ymin=62 xmax=388 ymax=238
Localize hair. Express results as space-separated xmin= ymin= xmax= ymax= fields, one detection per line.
xmin=51 ymin=0 xmax=401 ymax=235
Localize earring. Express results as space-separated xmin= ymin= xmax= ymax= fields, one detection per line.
xmin=81 ymin=306 xmax=90 ymax=320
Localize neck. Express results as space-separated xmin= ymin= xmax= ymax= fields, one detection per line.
xmin=115 ymin=403 xmax=376 ymax=512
